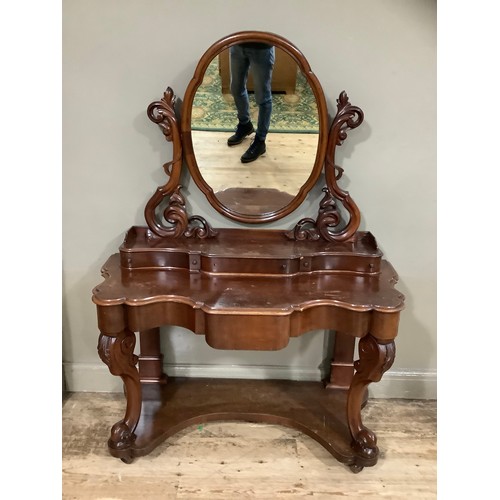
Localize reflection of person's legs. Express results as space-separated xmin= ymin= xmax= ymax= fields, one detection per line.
xmin=230 ymin=45 xmax=251 ymax=126
xmin=240 ymin=46 xmax=274 ymax=163
xmin=228 ymin=45 xmax=255 ymax=146
xmin=250 ymin=46 xmax=275 ymax=141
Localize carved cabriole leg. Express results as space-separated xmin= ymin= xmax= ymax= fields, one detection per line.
xmin=98 ymin=329 xmax=141 ymax=459
xmin=347 ymin=334 xmax=396 ymax=471
xmin=325 ymin=331 xmax=355 ymax=390
xmin=139 ymin=328 xmax=168 ymax=384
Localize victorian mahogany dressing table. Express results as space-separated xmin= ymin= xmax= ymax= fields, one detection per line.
xmin=92 ymin=31 xmax=404 ymax=473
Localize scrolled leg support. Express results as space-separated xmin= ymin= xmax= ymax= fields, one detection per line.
xmin=98 ymin=329 xmax=141 ymax=457
xmin=347 ymin=334 xmax=395 ymax=469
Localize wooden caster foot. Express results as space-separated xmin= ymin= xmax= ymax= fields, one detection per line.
xmin=349 ymin=464 xmax=364 ymax=473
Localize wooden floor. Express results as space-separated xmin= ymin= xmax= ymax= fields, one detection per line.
xmin=62 ymin=392 xmax=436 ymax=499
xmin=192 ymin=130 xmax=319 ymax=194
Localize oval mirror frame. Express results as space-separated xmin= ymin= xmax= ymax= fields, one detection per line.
xmin=181 ymin=31 xmax=329 ymax=224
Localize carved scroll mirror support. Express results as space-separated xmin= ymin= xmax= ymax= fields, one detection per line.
xmin=144 ymin=32 xmax=364 ymax=242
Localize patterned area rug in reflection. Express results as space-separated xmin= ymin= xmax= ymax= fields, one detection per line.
xmin=192 ymin=58 xmax=319 ymax=134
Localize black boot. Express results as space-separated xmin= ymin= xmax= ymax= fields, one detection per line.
xmin=227 ymin=121 xmax=255 ymax=146
xmin=241 ymin=137 xmax=266 ymax=163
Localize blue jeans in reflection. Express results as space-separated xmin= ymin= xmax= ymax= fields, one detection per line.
xmin=230 ymin=44 xmax=275 ymax=141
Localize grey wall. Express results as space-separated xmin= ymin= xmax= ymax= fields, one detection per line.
xmin=63 ymin=0 xmax=436 ymax=398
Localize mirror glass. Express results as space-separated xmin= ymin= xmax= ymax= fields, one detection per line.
xmin=190 ymin=46 xmax=320 ymax=216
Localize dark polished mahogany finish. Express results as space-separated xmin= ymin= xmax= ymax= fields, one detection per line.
xmin=92 ymin=31 xmax=404 ymax=472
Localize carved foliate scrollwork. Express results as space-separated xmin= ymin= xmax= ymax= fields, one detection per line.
xmin=98 ymin=330 xmax=138 ymax=374
xmin=155 ymin=185 xmax=217 ymax=239
xmin=185 ymin=215 xmax=219 ymax=239
xmin=147 ymin=87 xmax=177 ymax=142
xmin=98 ymin=330 xmax=141 ymax=451
xmin=144 ymin=88 xmax=217 ymax=239
xmin=161 ymin=186 xmax=189 ymax=238
xmin=285 ymin=187 xmax=341 ymax=241
xmin=285 ymin=218 xmax=321 ymax=241
xmin=355 ymin=334 xmax=395 ymax=384
xmin=287 ymin=91 xmax=363 ymax=243
xmin=347 ymin=334 xmax=395 ymax=462
xmin=331 ymin=91 xmax=364 ymax=148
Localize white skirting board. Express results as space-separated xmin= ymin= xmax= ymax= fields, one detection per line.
xmin=64 ymin=362 xmax=436 ymax=400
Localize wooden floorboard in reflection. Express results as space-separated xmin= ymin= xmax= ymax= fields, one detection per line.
xmin=191 ymin=130 xmax=319 ymax=195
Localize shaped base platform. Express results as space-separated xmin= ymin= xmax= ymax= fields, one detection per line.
xmin=110 ymin=378 xmax=372 ymax=472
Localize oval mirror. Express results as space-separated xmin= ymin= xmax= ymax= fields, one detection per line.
xmin=181 ymin=31 xmax=328 ymax=223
